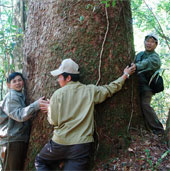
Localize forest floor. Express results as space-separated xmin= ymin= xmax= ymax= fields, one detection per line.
xmin=94 ymin=130 xmax=170 ymax=171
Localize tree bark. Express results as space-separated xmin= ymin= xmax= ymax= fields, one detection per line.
xmin=12 ymin=0 xmax=27 ymax=71
xmin=23 ymin=0 xmax=144 ymax=169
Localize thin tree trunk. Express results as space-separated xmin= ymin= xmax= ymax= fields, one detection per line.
xmin=166 ymin=109 xmax=170 ymax=147
xmin=0 ymin=80 xmax=3 ymax=101
xmin=20 ymin=0 xmax=25 ymax=31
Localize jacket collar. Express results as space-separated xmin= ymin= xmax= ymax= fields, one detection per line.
xmin=65 ymin=81 xmax=80 ymax=86
xmin=10 ymin=89 xmax=24 ymax=98
xmin=144 ymin=50 xmax=155 ymax=55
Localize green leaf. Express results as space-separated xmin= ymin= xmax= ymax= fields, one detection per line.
xmin=101 ymin=0 xmax=107 ymax=4
xmin=0 ymin=31 xmax=4 ymax=36
xmin=86 ymin=4 xmax=93 ymax=10
xmin=106 ymin=3 xmax=110 ymax=7
xmin=18 ymin=28 xmax=23 ymax=33
xmin=112 ymin=0 xmax=116 ymax=7
xmin=80 ymin=16 xmax=84 ymax=21
xmin=11 ymin=25 xmax=18 ymax=29
xmin=161 ymin=150 xmax=170 ymax=159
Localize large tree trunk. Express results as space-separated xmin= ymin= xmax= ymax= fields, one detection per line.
xmin=23 ymin=0 xmax=144 ymax=169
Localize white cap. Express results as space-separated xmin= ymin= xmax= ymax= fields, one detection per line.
xmin=145 ymin=33 xmax=158 ymax=42
xmin=51 ymin=58 xmax=80 ymax=77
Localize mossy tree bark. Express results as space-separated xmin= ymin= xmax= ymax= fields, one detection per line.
xmin=23 ymin=0 xmax=144 ymax=169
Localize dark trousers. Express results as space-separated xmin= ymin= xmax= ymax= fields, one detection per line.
xmin=3 ymin=141 xmax=27 ymax=171
xmin=35 ymin=140 xmax=92 ymax=171
xmin=140 ymin=91 xmax=164 ymax=133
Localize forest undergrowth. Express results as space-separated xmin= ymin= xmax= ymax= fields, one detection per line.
xmin=94 ymin=129 xmax=170 ymax=171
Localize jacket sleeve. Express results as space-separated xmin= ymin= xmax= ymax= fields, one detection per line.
xmin=3 ymin=96 xmax=40 ymax=122
xmin=47 ymin=92 xmax=59 ymax=126
xmin=0 ymin=101 xmax=7 ymax=124
xmin=93 ymin=76 xmax=125 ymax=104
xmin=136 ymin=53 xmax=161 ymax=72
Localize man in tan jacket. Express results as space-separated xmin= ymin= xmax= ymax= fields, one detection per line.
xmin=35 ymin=58 xmax=136 ymax=170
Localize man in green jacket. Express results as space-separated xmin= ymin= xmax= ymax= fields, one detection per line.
xmin=0 ymin=72 xmax=48 ymax=170
xmin=134 ymin=33 xmax=164 ymax=135
xmin=35 ymin=58 xmax=136 ymax=170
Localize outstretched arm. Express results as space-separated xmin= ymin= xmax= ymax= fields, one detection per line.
xmin=3 ymin=96 xmax=48 ymax=122
xmin=93 ymin=64 xmax=136 ymax=104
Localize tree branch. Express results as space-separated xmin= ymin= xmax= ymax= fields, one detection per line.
xmin=0 ymin=4 xmax=13 ymax=8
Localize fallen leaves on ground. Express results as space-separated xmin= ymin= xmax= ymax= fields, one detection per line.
xmin=94 ymin=130 xmax=170 ymax=171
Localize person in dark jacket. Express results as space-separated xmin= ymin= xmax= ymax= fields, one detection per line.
xmin=134 ymin=33 xmax=164 ymax=135
xmin=0 ymin=72 xmax=48 ymax=171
